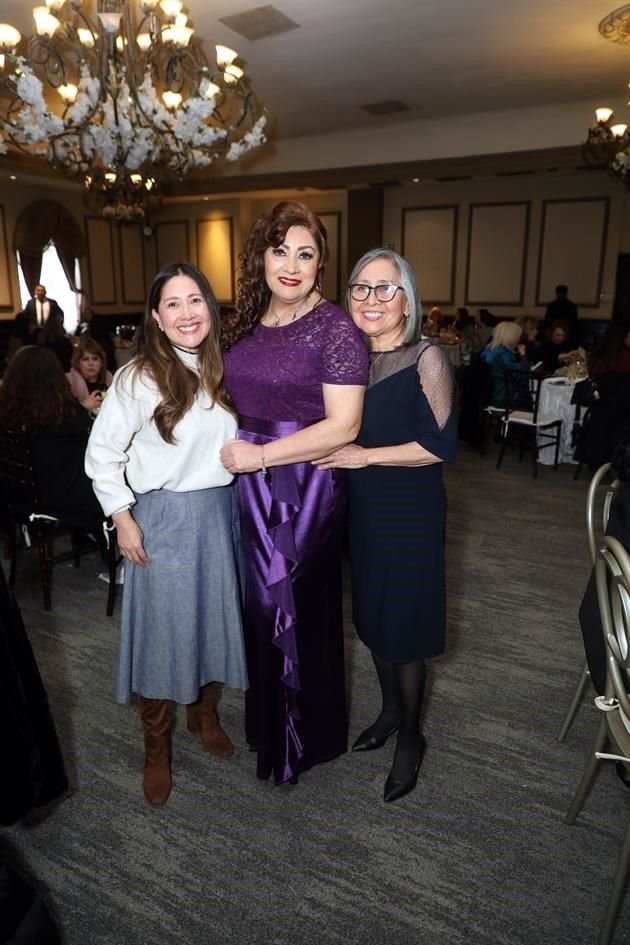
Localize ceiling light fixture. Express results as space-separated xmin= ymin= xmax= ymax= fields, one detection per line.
xmin=583 ymin=5 xmax=630 ymax=182
xmin=0 ymin=0 xmax=267 ymax=220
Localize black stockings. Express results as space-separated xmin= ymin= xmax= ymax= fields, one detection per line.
xmin=370 ymin=654 xmax=427 ymax=780
xmin=394 ymin=657 xmax=427 ymax=736
xmin=362 ymin=654 xmax=427 ymax=741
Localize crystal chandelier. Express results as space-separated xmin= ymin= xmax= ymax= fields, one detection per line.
xmin=0 ymin=0 xmax=267 ymax=218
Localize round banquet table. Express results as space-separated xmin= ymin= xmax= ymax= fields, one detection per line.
xmin=537 ymin=377 xmax=578 ymax=465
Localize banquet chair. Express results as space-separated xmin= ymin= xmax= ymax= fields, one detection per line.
xmin=557 ymin=462 xmax=616 ymax=742
xmin=571 ymin=402 xmax=591 ymax=482
xmin=475 ymin=360 xmax=503 ymax=456
xmin=565 ymin=536 xmax=630 ymax=945
xmin=495 ymin=369 xmax=562 ymax=478
xmin=0 ymin=428 xmax=119 ymax=613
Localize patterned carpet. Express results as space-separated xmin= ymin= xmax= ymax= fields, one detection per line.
xmin=3 ymin=444 xmax=630 ymax=945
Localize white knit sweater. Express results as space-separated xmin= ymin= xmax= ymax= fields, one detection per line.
xmin=85 ymin=350 xmax=237 ymax=517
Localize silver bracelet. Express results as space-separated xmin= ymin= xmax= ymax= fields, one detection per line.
xmin=260 ymin=445 xmax=267 ymax=478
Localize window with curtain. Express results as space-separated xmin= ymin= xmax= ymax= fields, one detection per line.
xmin=17 ymin=245 xmax=82 ymax=331
xmin=13 ymin=199 xmax=85 ymax=333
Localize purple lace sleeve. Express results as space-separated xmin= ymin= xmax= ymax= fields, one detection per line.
xmin=321 ymin=309 xmax=369 ymax=385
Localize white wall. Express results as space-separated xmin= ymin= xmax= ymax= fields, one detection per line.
xmin=225 ymin=97 xmax=629 ymax=176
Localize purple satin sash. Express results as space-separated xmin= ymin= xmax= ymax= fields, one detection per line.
xmin=237 ymin=415 xmax=346 ymax=783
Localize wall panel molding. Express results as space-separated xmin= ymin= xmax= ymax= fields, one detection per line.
xmin=465 ymin=201 xmax=531 ymax=306
xmin=85 ymin=216 xmax=116 ymax=305
xmin=535 ymin=197 xmax=610 ymax=308
xmin=0 ymin=205 xmax=13 ymax=310
xmin=319 ymin=211 xmax=342 ymax=302
xmin=118 ymin=223 xmax=145 ymax=305
xmin=402 ymin=205 xmax=458 ymax=305
xmin=196 ymin=217 xmax=234 ymax=304
xmin=155 ymin=220 xmax=190 ymax=272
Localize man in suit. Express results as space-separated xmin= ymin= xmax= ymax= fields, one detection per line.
xmin=543 ymin=284 xmax=578 ymax=340
xmin=24 ymin=285 xmax=64 ymax=328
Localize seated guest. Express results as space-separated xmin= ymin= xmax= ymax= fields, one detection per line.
xmin=0 ymin=347 xmax=104 ymax=533
xmin=6 ymin=310 xmax=36 ymax=363
xmin=516 ymin=316 xmax=543 ymax=364
xmin=480 ymin=321 xmax=528 ymax=407
xmin=39 ymin=312 xmax=74 ymax=373
xmin=454 ymin=308 xmax=481 ymax=352
xmin=476 ymin=308 xmax=496 ymax=348
xmin=541 ymin=321 xmax=579 ymax=374
xmin=589 ymin=320 xmax=630 ymax=377
xmin=74 ymin=292 xmax=116 ymax=373
xmin=423 ymin=306 xmax=442 ymax=337
xmin=68 ymin=338 xmax=113 ymax=413
xmin=11 ymin=310 xmax=37 ymax=348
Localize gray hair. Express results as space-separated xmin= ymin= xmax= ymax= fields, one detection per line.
xmin=346 ymin=248 xmax=422 ymax=345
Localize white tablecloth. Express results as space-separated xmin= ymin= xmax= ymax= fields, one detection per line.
xmin=537 ymin=377 xmax=578 ymax=465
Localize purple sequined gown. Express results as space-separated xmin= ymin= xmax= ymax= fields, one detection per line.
xmin=224 ymin=301 xmax=368 ymax=784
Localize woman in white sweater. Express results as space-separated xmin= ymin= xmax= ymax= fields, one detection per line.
xmin=85 ymin=262 xmax=246 ymax=806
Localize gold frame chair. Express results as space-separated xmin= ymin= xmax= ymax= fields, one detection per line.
xmin=557 ymin=463 xmax=616 ymax=742
xmin=565 ymin=536 xmax=630 ymax=945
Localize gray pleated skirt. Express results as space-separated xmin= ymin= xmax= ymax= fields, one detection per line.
xmin=117 ymin=485 xmax=247 ymax=704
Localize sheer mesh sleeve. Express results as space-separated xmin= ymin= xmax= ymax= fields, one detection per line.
xmin=416 ymin=344 xmax=457 ymax=462
xmin=321 ymin=311 xmax=369 ymax=385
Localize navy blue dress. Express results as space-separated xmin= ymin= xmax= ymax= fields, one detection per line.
xmin=348 ymin=340 xmax=457 ymax=663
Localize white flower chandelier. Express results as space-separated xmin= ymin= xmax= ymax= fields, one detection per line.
xmin=0 ymin=0 xmax=267 ymax=217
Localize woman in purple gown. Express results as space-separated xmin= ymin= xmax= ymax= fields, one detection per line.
xmin=221 ymin=202 xmax=368 ymax=784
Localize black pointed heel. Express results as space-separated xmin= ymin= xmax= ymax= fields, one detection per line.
xmin=352 ymin=721 xmax=399 ymax=752
xmin=383 ymin=734 xmax=426 ymax=803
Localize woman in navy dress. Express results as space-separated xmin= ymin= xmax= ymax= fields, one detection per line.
xmin=318 ymin=248 xmax=456 ymax=803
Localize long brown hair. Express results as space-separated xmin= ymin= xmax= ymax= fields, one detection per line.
xmin=130 ymin=262 xmax=234 ymax=444
xmin=0 ymin=346 xmax=80 ymax=429
xmin=224 ymin=201 xmax=329 ymax=349
xmin=71 ymin=337 xmax=108 ymax=385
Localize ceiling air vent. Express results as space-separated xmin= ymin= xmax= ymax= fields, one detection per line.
xmin=361 ymin=100 xmax=410 ymax=116
xmin=219 ymin=5 xmax=300 ymax=41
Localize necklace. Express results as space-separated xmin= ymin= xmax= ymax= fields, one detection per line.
xmin=266 ymin=290 xmax=315 ymax=328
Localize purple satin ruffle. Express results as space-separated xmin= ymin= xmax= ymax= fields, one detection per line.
xmin=238 ymin=415 xmax=345 ymax=784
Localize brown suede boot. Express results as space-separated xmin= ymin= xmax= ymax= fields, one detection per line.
xmin=186 ymin=682 xmax=234 ymax=758
xmin=138 ymin=697 xmax=173 ymax=805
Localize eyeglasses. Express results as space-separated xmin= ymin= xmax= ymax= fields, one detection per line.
xmin=349 ymin=283 xmax=404 ymax=303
